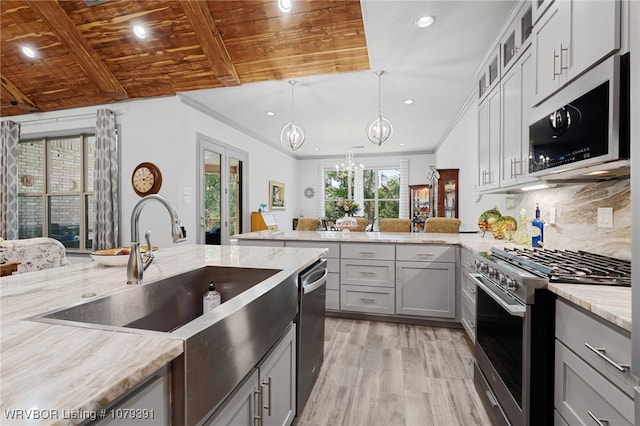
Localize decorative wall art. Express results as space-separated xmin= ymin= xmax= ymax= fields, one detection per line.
xmin=269 ymin=180 xmax=286 ymax=210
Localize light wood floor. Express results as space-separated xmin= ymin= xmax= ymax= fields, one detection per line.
xmin=296 ymin=318 xmax=492 ymax=426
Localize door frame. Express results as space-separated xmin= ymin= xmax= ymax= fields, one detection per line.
xmin=196 ymin=134 xmax=249 ymax=245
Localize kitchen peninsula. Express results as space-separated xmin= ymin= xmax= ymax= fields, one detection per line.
xmin=0 ymin=244 xmax=326 ymax=426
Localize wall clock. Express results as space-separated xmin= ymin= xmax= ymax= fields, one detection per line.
xmin=132 ymin=162 xmax=162 ymax=197
xmin=304 ymin=187 xmax=315 ymax=198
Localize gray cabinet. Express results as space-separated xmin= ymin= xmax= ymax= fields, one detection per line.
xmin=477 ymin=85 xmax=500 ymax=190
xmin=94 ymin=366 xmax=169 ymax=426
xmin=208 ymin=324 xmax=296 ymax=426
xmin=533 ymin=0 xmax=620 ymax=104
xmin=460 ymin=248 xmax=477 ymax=342
xmin=395 ymin=245 xmax=456 ymax=319
xmin=554 ymin=300 xmax=634 ymax=425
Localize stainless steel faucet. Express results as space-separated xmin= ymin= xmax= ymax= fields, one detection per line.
xmin=127 ymin=194 xmax=187 ymax=284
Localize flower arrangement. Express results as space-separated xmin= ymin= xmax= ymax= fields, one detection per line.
xmin=335 ymin=198 xmax=359 ymax=216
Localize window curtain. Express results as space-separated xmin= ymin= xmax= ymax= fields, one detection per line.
xmin=353 ymin=167 xmax=364 ymax=217
xmin=399 ymin=160 xmax=409 ymax=218
xmin=0 ymin=120 xmax=20 ymax=239
xmin=317 ymin=165 xmax=325 ymax=218
xmin=93 ymin=109 xmax=119 ymax=250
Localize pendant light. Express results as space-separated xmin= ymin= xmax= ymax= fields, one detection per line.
xmin=366 ymin=70 xmax=393 ymax=146
xmin=280 ymin=80 xmax=305 ymax=151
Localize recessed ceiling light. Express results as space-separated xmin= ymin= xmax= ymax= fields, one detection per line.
xmin=133 ymin=24 xmax=147 ymax=39
xmin=399 ymin=143 xmax=406 ymax=147
xmin=415 ymin=15 xmax=435 ymax=28
xmin=266 ymin=111 xmax=275 ymax=116
xmin=314 ymin=147 xmax=319 ymax=151
xmin=21 ymin=46 xmax=36 ymax=59
xmin=403 ymin=99 xmax=415 ymax=105
xmin=278 ymin=0 xmax=292 ymax=13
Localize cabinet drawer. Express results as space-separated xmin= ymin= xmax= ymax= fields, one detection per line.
xmin=285 ymin=241 xmax=340 ymax=258
xmin=556 ymin=299 xmax=633 ymax=396
xmin=555 ymin=341 xmax=633 ymax=425
xmin=461 ymin=272 xmax=478 ymax=301
xmin=340 ymin=243 xmax=395 ymax=260
xmin=326 ymin=272 xmax=339 ymax=290
xmin=460 ymin=248 xmax=476 ymax=272
xmin=340 ymin=285 xmax=394 ymax=315
xmin=326 ymin=289 xmax=339 ymax=311
xmin=341 ymin=259 xmax=395 ymax=287
xmin=461 ymin=300 xmax=476 ymax=342
xmin=462 ymin=286 xmax=476 ymax=312
xmin=396 ymin=245 xmax=455 ymax=262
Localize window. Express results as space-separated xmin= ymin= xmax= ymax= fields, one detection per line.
xmin=323 ymin=167 xmax=400 ymax=220
xmin=363 ymin=168 xmax=400 ymax=220
xmin=17 ymin=134 xmax=95 ymax=251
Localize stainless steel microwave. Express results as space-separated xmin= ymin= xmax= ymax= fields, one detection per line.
xmin=528 ymin=53 xmax=630 ymax=180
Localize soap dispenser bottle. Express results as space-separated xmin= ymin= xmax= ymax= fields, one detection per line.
xmin=531 ymin=203 xmax=544 ymax=248
xmin=203 ymin=280 xmax=221 ymax=313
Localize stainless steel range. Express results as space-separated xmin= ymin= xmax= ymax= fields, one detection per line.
xmin=470 ymin=247 xmax=631 ymax=426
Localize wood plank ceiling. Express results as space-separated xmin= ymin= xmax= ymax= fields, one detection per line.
xmin=0 ymin=0 xmax=369 ymax=117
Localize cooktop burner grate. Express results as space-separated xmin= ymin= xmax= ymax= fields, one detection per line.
xmin=495 ymin=247 xmax=631 ymax=287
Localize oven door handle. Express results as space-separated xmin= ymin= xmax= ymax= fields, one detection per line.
xmin=469 ymin=273 xmax=526 ymax=317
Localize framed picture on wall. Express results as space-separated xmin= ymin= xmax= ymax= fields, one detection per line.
xmin=269 ymin=180 xmax=286 ymax=210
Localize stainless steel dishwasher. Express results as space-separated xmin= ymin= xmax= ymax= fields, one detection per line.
xmin=296 ymin=258 xmax=327 ymax=417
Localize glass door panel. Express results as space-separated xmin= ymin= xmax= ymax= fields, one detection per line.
xmin=204 ymin=150 xmax=222 ymax=245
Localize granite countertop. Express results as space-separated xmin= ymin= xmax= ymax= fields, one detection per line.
xmin=0 ymin=244 xmax=326 ymax=426
xmin=234 ymin=230 xmax=633 ymax=332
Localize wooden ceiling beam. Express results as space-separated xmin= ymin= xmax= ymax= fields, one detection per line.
xmin=1 ymin=73 xmax=39 ymax=112
xmin=27 ymin=0 xmax=128 ymax=101
xmin=181 ymin=0 xmax=241 ymax=87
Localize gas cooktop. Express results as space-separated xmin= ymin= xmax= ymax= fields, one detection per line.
xmin=494 ymin=247 xmax=631 ymax=287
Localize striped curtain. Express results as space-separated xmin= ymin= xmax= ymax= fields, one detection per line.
xmin=0 ymin=120 xmax=20 ymax=239
xmin=93 ymin=109 xmax=119 ymax=250
xmin=317 ymin=165 xmax=325 ymax=218
xmin=399 ymin=160 xmax=409 ymax=218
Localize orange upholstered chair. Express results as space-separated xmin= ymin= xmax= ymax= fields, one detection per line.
xmin=295 ymin=217 xmax=321 ymax=231
xmin=423 ymin=217 xmax=461 ymax=233
xmin=379 ymin=218 xmax=412 ymax=232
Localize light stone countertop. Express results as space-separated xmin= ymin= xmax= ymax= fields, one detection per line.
xmin=0 ymin=244 xmax=326 ymax=426
xmin=234 ymin=230 xmax=633 ymax=332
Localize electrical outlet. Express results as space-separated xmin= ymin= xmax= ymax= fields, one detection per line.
xmin=597 ymin=207 xmax=613 ymax=228
xmin=548 ymin=208 xmax=556 ymax=225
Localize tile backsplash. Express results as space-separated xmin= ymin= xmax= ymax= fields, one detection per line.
xmin=505 ymin=178 xmax=631 ymax=261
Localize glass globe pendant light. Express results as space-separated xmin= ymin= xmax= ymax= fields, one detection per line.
xmin=280 ymin=80 xmax=305 ymax=151
xmin=366 ymin=70 xmax=393 ymax=146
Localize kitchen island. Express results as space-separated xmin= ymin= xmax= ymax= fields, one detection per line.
xmin=0 ymin=244 xmax=326 ymax=426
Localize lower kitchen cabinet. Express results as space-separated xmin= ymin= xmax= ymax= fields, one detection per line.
xmin=94 ymin=366 xmax=170 ymax=426
xmin=341 ymin=285 xmax=394 ymax=315
xmin=554 ymin=300 xmax=634 ymax=425
xmin=207 ymin=324 xmax=296 ymax=426
xmin=460 ymin=248 xmax=477 ymax=342
xmin=395 ymin=261 xmax=455 ymax=318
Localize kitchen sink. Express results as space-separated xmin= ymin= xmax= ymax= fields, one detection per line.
xmin=30 ymin=264 xmax=300 ymax=425
xmin=33 ymin=266 xmax=280 ymax=333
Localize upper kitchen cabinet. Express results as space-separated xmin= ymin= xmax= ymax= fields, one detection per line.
xmin=501 ymin=2 xmax=533 ymax=75
xmin=531 ymin=0 xmax=554 ymax=25
xmin=478 ymin=47 xmax=501 ymax=101
xmin=500 ymin=46 xmax=536 ymax=188
xmin=477 ymin=86 xmax=501 ymax=191
xmin=533 ymin=0 xmax=621 ymax=105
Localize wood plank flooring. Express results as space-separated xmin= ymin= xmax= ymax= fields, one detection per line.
xmin=296 ymin=318 xmax=492 ymax=426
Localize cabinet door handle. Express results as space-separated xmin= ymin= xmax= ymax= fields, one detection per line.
xmin=415 ymin=253 xmax=434 ymax=257
xmin=359 ymin=271 xmax=376 ymax=276
xmin=584 ymin=343 xmax=630 ymax=372
xmin=587 ymin=410 xmax=609 ymax=426
xmin=485 ymin=389 xmax=499 ymax=407
xmin=552 ymin=50 xmax=560 ymax=79
xmin=360 ymin=298 xmax=376 ymax=304
xmin=359 ymin=251 xmax=376 ymax=256
xmin=559 ymin=43 xmax=568 ymax=73
xmin=262 ymin=376 xmax=272 ymax=416
xmin=254 ymin=385 xmax=263 ymax=426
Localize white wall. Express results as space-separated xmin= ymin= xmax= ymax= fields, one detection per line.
xmin=434 ymin=97 xmax=505 ymax=229
xmin=13 ymin=95 xmax=299 ymax=248
xmin=295 ymin=153 xmax=435 ymax=223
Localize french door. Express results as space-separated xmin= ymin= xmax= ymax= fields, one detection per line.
xmin=197 ymin=135 xmax=248 ymax=245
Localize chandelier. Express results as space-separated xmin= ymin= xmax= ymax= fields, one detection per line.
xmin=335 ymin=151 xmax=364 ymax=178
xmin=280 ymin=80 xmax=305 ymax=151
xmin=366 ymin=70 xmax=393 ymax=146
